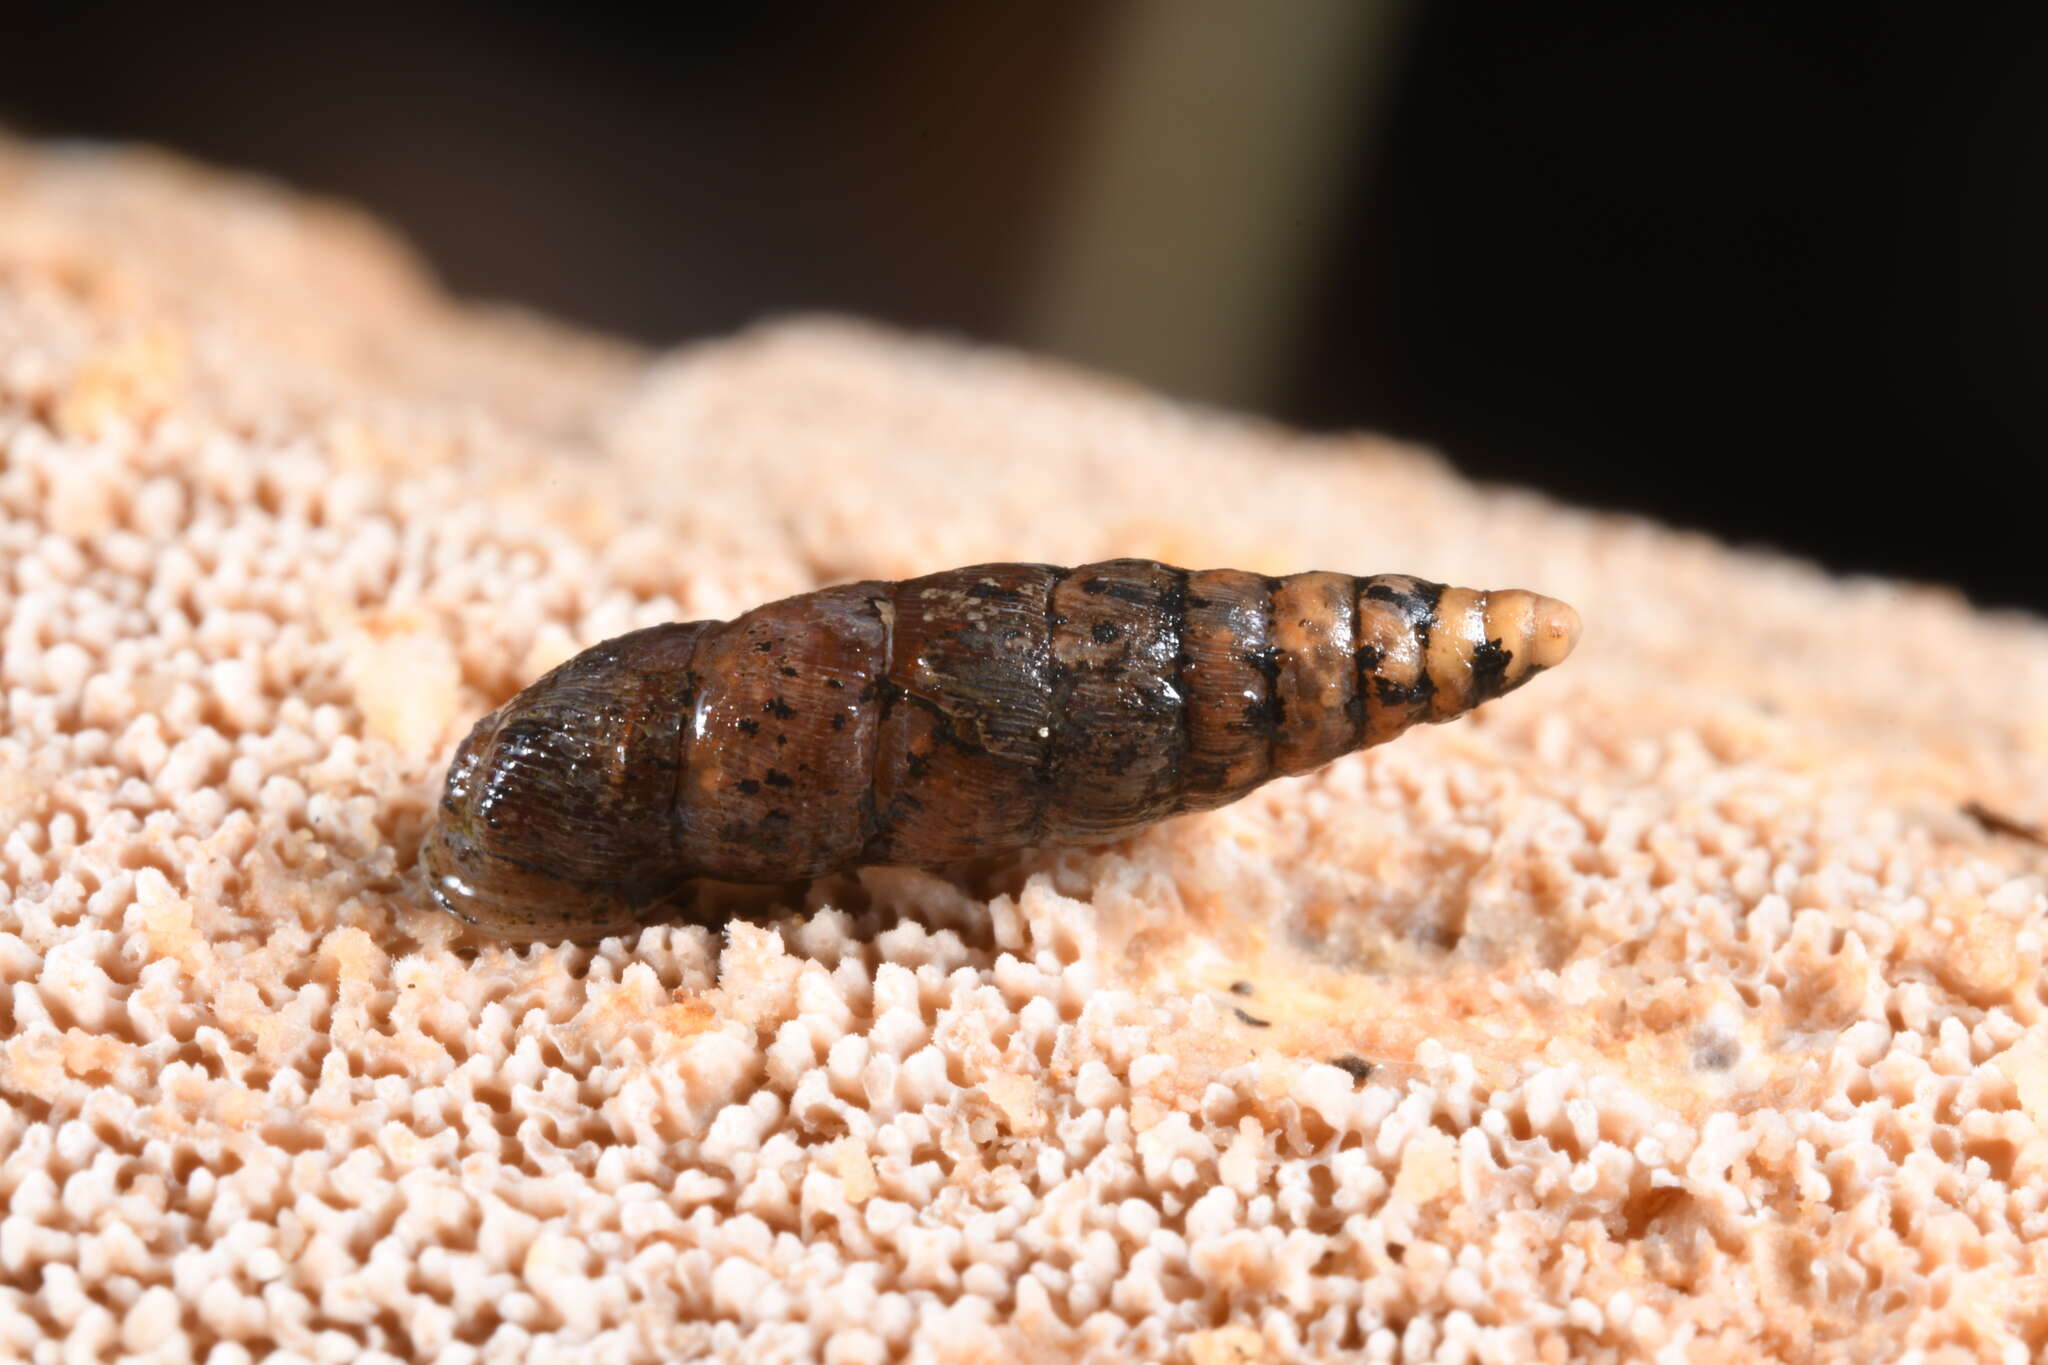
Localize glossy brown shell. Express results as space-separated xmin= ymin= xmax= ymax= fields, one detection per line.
xmin=421 ymin=560 xmax=1580 ymax=940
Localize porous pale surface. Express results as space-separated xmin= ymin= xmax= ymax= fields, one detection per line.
xmin=3 ymin=142 xmax=2047 ymax=1365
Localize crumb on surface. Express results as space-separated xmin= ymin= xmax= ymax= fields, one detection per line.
xmin=3 ymin=139 xmax=2048 ymax=1363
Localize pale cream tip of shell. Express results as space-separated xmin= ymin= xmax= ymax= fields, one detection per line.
xmin=1529 ymin=594 xmax=1581 ymax=669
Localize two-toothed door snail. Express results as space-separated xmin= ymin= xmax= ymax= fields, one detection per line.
xmin=421 ymin=560 xmax=1580 ymax=940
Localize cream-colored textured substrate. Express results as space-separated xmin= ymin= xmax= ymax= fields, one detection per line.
xmin=2 ymin=142 xmax=2045 ymax=1364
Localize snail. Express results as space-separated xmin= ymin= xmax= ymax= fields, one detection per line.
xmin=421 ymin=559 xmax=1579 ymax=940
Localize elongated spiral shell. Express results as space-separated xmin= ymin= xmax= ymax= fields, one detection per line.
xmin=422 ymin=560 xmax=1580 ymax=939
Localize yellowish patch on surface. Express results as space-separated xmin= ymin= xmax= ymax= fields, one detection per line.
xmin=345 ymin=609 xmax=464 ymax=763
xmin=316 ymin=927 xmax=381 ymax=986
xmin=829 ymin=1139 xmax=879 ymax=1204
xmin=1185 ymin=1324 xmax=1271 ymax=1365
xmin=1394 ymin=1128 xmax=1460 ymax=1204
xmin=1998 ymin=1034 xmax=2048 ymax=1125
xmin=1933 ymin=900 xmax=2023 ymax=1005
xmin=137 ymin=889 xmax=210 ymax=975
xmin=658 ymin=995 xmax=720 ymax=1041
xmin=53 ymin=322 xmax=185 ymax=439
xmin=60 ymin=1032 xmax=129 ymax=1081
xmin=983 ymin=1072 xmax=1048 ymax=1137
xmin=208 ymin=1087 xmax=264 ymax=1130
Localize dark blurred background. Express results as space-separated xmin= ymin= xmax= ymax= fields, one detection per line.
xmin=9 ymin=2 xmax=2045 ymax=609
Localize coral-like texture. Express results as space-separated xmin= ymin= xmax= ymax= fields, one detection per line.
xmin=2 ymin=142 xmax=2046 ymax=1364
